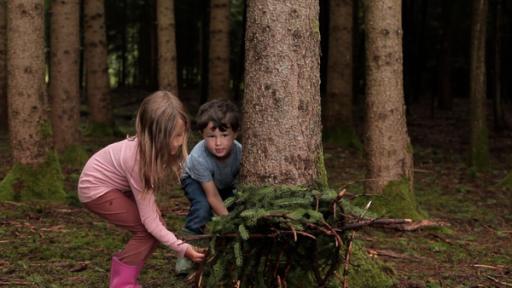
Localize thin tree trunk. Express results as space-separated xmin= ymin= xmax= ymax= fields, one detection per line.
xmin=156 ymin=0 xmax=178 ymax=95
xmin=7 ymin=0 xmax=50 ymax=165
xmin=469 ymin=0 xmax=489 ymax=170
xmin=242 ymin=0 xmax=325 ymax=187
xmin=84 ymin=0 xmax=112 ymax=126
xmin=438 ymin=0 xmax=454 ymax=110
xmin=200 ymin=0 xmax=210 ymax=104
xmin=323 ymin=0 xmax=354 ymax=144
xmin=364 ymin=0 xmax=413 ymax=194
xmin=208 ymin=0 xmax=231 ymax=100
xmin=493 ymin=0 xmax=505 ymax=130
xmin=120 ymin=0 xmax=127 ymax=87
xmin=0 ymin=0 xmax=6 ymax=132
xmin=50 ymin=0 xmax=80 ymax=153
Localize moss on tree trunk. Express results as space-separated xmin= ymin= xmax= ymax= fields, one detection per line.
xmin=0 ymin=151 xmax=66 ymax=202
xmin=357 ymin=177 xmax=426 ymax=220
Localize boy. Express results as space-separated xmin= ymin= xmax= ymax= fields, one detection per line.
xmin=175 ymin=99 xmax=242 ymax=274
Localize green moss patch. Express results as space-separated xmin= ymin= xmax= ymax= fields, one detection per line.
xmin=346 ymin=241 xmax=395 ymax=288
xmin=358 ymin=178 xmax=426 ymax=220
xmin=0 ymin=151 xmax=66 ymax=202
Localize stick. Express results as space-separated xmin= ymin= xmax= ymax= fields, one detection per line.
xmin=341 ymin=218 xmax=412 ymax=230
xmin=487 ymin=275 xmax=512 ymax=287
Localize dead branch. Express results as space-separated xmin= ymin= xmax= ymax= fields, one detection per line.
xmin=384 ymin=219 xmax=449 ymax=231
xmin=367 ymin=248 xmax=418 ymax=260
xmin=341 ymin=218 xmax=449 ymax=232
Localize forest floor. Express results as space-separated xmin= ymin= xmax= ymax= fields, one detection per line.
xmin=0 ymin=91 xmax=511 ymax=287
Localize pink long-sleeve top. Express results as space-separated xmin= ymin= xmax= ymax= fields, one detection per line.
xmin=78 ymin=138 xmax=190 ymax=257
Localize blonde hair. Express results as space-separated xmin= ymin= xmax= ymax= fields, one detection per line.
xmin=135 ymin=91 xmax=189 ymax=193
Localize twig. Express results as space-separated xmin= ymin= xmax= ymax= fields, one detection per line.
xmin=289 ymin=225 xmax=297 ymax=242
xmin=367 ymin=248 xmax=415 ymax=260
xmin=0 ymin=279 xmax=32 ymax=286
xmin=487 ymin=275 xmax=512 ymax=287
xmin=472 ymin=264 xmax=507 ymax=270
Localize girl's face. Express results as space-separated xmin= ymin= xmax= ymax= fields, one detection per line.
xmin=202 ymin=121 xmax=237 ymax=159
xmin=170 ymin=118 xmax=186 ymax=155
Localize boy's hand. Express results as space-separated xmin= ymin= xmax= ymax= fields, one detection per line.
xmin=184 ymin=246 xmax=205 ymax=263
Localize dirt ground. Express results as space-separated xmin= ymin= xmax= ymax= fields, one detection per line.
xmin=0 ymin=93 xmax=511 ymax=287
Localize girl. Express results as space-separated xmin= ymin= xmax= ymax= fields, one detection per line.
xmin=78 ymin=91 xmax=204 ymax=287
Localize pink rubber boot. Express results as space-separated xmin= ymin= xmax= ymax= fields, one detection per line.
xmin=109 ymin=256 xmax=143 ymax=288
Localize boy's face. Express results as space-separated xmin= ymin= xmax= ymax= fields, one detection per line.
xmin=202 ymin=122 xmax=237 ymax=159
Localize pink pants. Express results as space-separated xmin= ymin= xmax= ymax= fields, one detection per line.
xmin=83 ymin=189 xmax=163 ymax=265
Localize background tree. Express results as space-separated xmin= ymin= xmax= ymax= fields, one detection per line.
xmin=323 ymin=0 xmax=356 ymax=147
xmin=156 ymin=0 xmax=178 ymax=95
xmin=0 ymin=0 xmax=6 ymax=132
xmin=208 ymin=0 xmax=231 ymax=100
xmin=492 ymin=0 xmax=506 ymax=130
xmin=50 ymin=0 xmax=84 ymax=167
xmin=0 ymin=0 xmax=65 ymax=201
xmin=437 ymin=1 xmax=455 ymax=111
xmin=469 ymin=0 xmax=489 ymax=171
xmin=84 ymin=0 xmax=113 ymax=133
xmin=364 ymin=0 xmax=418 ymax=219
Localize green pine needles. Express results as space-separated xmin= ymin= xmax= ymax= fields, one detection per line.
xmin=193 ymin=186 xmax=347 ymax=288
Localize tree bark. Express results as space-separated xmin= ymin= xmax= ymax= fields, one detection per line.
xmin=7 ymin=0 xmax=50 ymax=165
xmin=84 ymin=0 xmax=112 ymax=125
xmin=156 ymin=0 xmax=178 ymax=95
xmin=0 ymin=0 xmax=6 ymax=132
xmin=364 ymin=0 xmax=413 ymax=194
xmin=323 ymin=0 xmax=353 ymax=141
xmin=241 ymin=0 xmax=325 ymax=187
xmin=50 ymin=0 xmax=80 ymax=153
xmin=208 ymin=0 xmax=231 ymax=100
xmin=469 ymin=0 xmax=489 ymax=170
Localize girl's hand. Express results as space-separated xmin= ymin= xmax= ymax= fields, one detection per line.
xmin=184 ymin=246 xmax=205 ymax=263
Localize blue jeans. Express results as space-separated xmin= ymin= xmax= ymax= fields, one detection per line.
xmin=182 ymin=176 xmax=234 ymax=234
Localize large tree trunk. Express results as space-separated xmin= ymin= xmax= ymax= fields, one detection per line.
xmin=242 ymin=0 xmax=325 ymax=187
xmin=0 ymin=0 xmax=6 ymax=132
xmin=156 ymin=0 xmax=178 ymax=95
xmin=7 ymin=0 xmax=49 ymax=165
xmin=50 ymin=0 xmax=80 ymax=153
xmin=208 ymin=0 xmax=231 ymax=100
xmin=1 ymin=0 xmax=65 ymax=201
xmin=469 ymin=0 xmax=489 ymax=170
xmin=323 ymin=0 xmax=354 ymax=146
xmin=364 ymin=0 xmax=414 ymax=196
xmin=84 ymin=0 xmax=112 ymax=126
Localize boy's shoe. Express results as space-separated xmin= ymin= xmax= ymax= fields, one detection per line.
xmin=175 ymin=257 xmax=193 ymax=276
xmin=175 ymin=228 xmax=197 ymax=276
